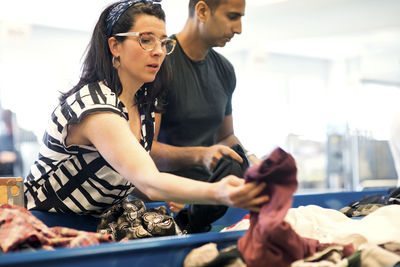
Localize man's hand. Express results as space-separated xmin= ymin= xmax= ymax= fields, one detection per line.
xmin=200 ymin=145 xmax=243 ymax=171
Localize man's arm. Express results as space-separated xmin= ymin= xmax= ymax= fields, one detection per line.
xmin=151 ymin=113 xmax=244 ymax=172
xmin=151 ymin=113 xmax=203 ymax=171
xmin=216 ymin=114 xmax=262 ymax=166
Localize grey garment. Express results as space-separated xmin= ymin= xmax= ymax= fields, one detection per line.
xmin=184 ymin=243 xmax=219 ymax=267
xmin=380 ymin=242 xmax=400 ymax=256
xmin=203 ymin=246 xmax=245 ymax=267
xmin=340 ymin=204 xmax=384 ymax=217
xmin=184 ymin=243 xmax=245 ymax=267
xmin=158 ymin=35 xmax=236 ymax=147
xmin=359 ymin=243 xmax=400 ymax=267
xmin=291 ymin=246 xmax=352 ymax=267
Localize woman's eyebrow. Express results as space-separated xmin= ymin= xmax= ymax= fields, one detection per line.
xmin=142 ymin=31 xmax=168 ymax=38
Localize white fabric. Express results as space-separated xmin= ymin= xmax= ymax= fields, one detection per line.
xmin=284 ymin=204 xmax=400 ymax=245
xmin=220 ymin=214 xmax=250 ymax=232
xmin=358 ymin=242 xmax=400 ymax=267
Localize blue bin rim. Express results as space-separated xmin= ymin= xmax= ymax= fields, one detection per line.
xmin=0 ymin=230 xmax=246 ymax=266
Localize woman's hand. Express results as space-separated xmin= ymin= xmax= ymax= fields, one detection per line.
xmin=214 ymin=175 xmax=269 ymax=212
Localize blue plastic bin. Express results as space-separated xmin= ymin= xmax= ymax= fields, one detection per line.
xmin=0 ymin=230 xmax=245 ymax=267
xmin=29 ymin=188 xmax=388 ymax=232
xmin=292 ymin=188 xmax=388 ymax=209
xmin=0 ymin=188 xmax=390 ymax=266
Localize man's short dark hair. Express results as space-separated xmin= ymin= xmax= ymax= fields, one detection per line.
xmin=188 ymin=0 xmax=226 ymax=17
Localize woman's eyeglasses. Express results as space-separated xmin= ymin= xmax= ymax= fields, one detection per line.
xmin=114 ymin=32 xmax=176 ymax=55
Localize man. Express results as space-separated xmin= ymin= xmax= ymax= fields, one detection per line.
xmin=152 ymin=0 xmax=260 ymax=179
xmin=149 ymin=0 xmax=262 ymax=232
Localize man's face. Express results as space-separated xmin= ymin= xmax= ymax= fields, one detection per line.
xmin=202 ymin=0 xmax=245 ymax=47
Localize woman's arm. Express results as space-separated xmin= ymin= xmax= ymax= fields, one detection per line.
xmin=69 ymin=112 xmax=269 ymax=211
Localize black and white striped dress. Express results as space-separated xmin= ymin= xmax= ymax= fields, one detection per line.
xmin=24 ymin=82 xmax=155 ymax=215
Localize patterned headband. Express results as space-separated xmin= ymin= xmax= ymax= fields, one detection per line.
xmin=106 ymin=0 xmax=162 ymax=38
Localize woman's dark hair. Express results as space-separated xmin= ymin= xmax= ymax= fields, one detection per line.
xmin=60 ymin=2 xmax=170 ymax=112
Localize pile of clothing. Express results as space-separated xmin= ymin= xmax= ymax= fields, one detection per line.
xmin=340 ymin=187 xmax=400 ymax=217
xmin=97 ymin=198 xmax=179 ymax=241
xmin=183 ymin=148 xmax=400 ymax=267
xmin=0 ymin=204 xmax=113 ymax=253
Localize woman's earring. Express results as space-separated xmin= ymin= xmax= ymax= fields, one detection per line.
xmin=112 ymin=56 xmax=120 ymax=69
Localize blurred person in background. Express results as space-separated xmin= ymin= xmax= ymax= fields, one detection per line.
xmin=0 ymin=108 xmax=18 ymax=176
xmin=389 ymin=108 xmax=400 ymax=186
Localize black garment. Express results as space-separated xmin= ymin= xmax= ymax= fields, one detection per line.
xmin=169 ymin=166 xmax=212 ymax=182
xmin=389 ymin=187 xmax=400 ymax=204
xmin=158 ymin=35 xmax=236 ymax=147
xmin=342 ymin=187 xmax=400 ymax=217
xmin=175 ymin=144 xmax=249 ymax=233
xmin=348 ymin=187 xmax=400 ymax=206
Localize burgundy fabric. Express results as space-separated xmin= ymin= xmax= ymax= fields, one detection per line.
xmin=0 ymin=204 xmax=113 ymax=253
xmin=237 ymin=148 xmax=354 ymax=267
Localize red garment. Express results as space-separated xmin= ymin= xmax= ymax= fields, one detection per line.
xmin=238 ymin=148 xmax=354 ymax=267
xmin=0 ymin=204 xmax=113 ymax=253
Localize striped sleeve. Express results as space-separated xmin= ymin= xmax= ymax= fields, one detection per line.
xmin=65 ymin=83 xmax=125 ymax=125
xmin=47 ymin=82 xmax=126 ymax=150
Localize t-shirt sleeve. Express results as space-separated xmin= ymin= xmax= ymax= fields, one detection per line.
xmin=224 ymin=62 xmax=236 ymax=116
xmin=62 ymin=83 xmax=125 ymax=125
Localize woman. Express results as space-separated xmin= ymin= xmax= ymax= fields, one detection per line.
xmin=24 ymin=0 xmax=268 ymax=215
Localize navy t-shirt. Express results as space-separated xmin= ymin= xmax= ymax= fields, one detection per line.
xmin=158 ymin=36 xmax=236 ymax=147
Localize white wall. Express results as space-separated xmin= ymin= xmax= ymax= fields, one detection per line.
xmin=0 ymin=0 xmax=399 ymax=186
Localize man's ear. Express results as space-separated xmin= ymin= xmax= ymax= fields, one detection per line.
xmin=108 ymin=37 xmax=120 ymax=57
xmin=196 ymin=1 xmax=210 ymax=23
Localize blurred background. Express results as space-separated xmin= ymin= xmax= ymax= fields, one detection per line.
xmin=0 ymin=0 xmax=399 ymax=191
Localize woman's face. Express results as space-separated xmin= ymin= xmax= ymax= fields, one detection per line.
xmin=117 ymin=14 xmax=167 ymax=86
